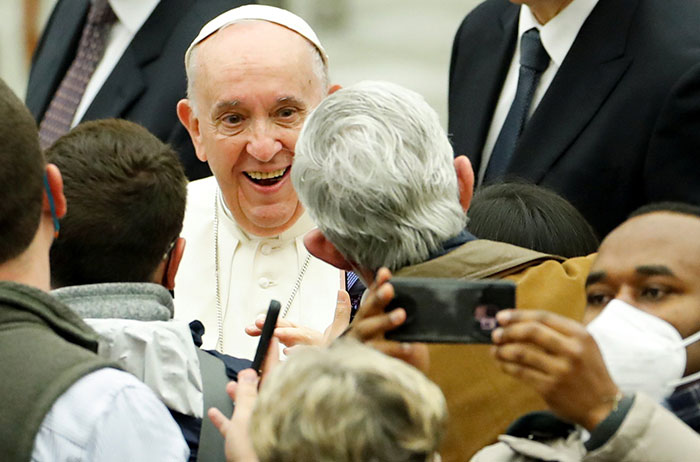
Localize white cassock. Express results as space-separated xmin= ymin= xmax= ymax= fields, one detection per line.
xmin=174 ymin=177 xmax=341 ymax=359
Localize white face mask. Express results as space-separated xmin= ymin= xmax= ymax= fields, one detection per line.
xmin=587 ymin=299 xmax=700 ymax=402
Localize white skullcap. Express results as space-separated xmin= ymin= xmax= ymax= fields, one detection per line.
xmin=185 ymin=4 xmax=328 ymax=68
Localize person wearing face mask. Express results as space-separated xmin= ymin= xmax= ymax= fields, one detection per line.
xmin=471 ymin=202 xmax=700 ymax=461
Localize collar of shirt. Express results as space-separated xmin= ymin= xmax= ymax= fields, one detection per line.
xmin=107 ymin=0 xmax=160 ymax=34
xmin=217 ymin=190 xmax=316 ymax=244
xmin=519 ymin=0 xmax=599 ymax=68
xmin=425 ymin=229 xmax=478 ymax=262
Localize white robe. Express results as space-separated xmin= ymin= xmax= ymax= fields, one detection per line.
xmin=174 ymin=177 xmax=341 ymax=359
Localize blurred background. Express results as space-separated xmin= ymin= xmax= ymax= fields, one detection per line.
xmin=0 ymin=0 xmax=482 ymax=126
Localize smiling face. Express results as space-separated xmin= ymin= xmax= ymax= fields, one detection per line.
xmin=179 ymin=21 xmax=326 ymax=236
xmin=585 ymin=212 xmax=700 ymax=374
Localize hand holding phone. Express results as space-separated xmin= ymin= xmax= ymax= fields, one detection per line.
xmin=251 ymin=300 xmax=281 ymax=374
xmin=384 ymin=278 xmax=515 ymax=343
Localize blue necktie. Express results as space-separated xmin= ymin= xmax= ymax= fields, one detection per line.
xmin=484 ymin=28 xmax=550 ymax=183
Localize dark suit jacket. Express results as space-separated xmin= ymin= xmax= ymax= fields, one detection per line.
xmin=448 ymin=0 xmax=700 ymax=237
xmin=26 ymin=0 xmax=251 ymax=180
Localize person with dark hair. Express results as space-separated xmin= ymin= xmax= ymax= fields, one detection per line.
xmin=46 ymin=119 xmax=247 ymax=462
xmin=628 ymin=201 xmax=700 ymax=221
xmin=48 ymin=119 xmax=187 ymax=287
xmin=0 ymin=82 xmax=188 ymax=460
xmin=468 ymin=182 xmax=599 ymax=258
xmin=473 ymin=201 xmax=700 ymax=460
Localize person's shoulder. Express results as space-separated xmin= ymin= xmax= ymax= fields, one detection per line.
xmin=506 ymin=254 xmax=595 ymax=321
xmin=186 ymin=177 xmax=217 ymax=209
xmin=35 ymin=368 xmax=189 ymax=460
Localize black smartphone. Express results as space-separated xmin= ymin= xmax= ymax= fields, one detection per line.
xmin=251 ymin=299 xmax=281 ymax=374
xmin=384 ymin=278 xmax=515 ymax=343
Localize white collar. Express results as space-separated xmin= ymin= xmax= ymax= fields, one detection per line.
xmin=519 ymin=0 xmax=599 ymax=67
xmin=105 ymin=0 xmax=160 ymax=34
xmin=217 ymin=190 xmax=316 ymax=244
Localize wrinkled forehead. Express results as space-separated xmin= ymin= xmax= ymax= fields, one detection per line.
xmin=592 ymin=212 xmax=700 ymax=278
xmin=193 ymin=22 xmax=322 ymax=91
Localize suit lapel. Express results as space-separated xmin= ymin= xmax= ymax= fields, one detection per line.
xmin=509 ymin=0 xmax=638 ymax=182
xmin=453 ymin=5 xmax=519 ymax=173
xmin=25 ymin=0 xmax=90 ymax=119
xmin=82 ymin=0 xmax=189 ymax=120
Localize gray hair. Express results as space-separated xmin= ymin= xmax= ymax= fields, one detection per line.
xmin=292 ymin=80 xmax=467 ymax=272
xmin=185 ymin=21 xmax=329 ymax=114
xmin=251 ymin=340 xmax=447 ymax=462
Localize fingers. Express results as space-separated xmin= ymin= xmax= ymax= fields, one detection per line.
xmin=371 ymin=267 xmax=393 ymax=290
xmin=492 ymin=342 xmax=568 ymax=376
xmin=260 ymin=338 xmax=280 ymax=383
xmin=354 ymin=280 xmax=395 ymax=323
xmin=246 ymin=315 xmax=296 ymax=337
xmin=496 ymin=359 xmax=552 ymax=388
xmin=496 ymin=309 xmax=584 ymax=338
xmin=493 ymin=314 xmax=584 ymax=358
xmin=274 ymin=326 xmax=322 ymax=347
xmin=244 ymin=325 xmax=262 ymax=337
xmin=349 ymin=307 xmax=406 ymax=342
xmin=207 ymin=407 xmax=230 ymax=436
xmin=234 ymin=369 xmax=260 ymax=415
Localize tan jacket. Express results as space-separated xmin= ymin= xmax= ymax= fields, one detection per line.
xmin=471 ymin=392 xmax=700 ymax=462
xmin=395 ymin=239 xmax=595 ymax=462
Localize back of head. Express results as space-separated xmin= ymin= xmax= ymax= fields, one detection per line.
xmin=47 ymin=119 xmax=187 ymax=287
xmin=628 ymin=201 xmax=700 ymax=222
xmin=0 ymin=79 xmax=44 ymax=265
xmin=251 ymin=340 xmax=447 ymax=462
xmin=293 ymin=80 xmax=467 ymax=271
xmin=468 ymin=182 xmax=599 ymax=258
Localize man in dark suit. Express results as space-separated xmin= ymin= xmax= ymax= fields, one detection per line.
xmin=448 ymin=0 xmax=700 ymax=238
xmin=26 ymin=0 xmax=251 ymax=180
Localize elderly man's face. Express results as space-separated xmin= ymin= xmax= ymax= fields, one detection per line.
xmin=584 ymin=212 xmax=700 ymax=374
xmin=180 ymin=22 xmax=326 ymax=236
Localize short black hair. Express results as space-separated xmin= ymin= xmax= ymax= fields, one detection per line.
xmin=467 ymin=182 xmax=599 ymax=258
xmin=628 ymin=201 xmax=700 ymax=220
xmin=47 ymin=119 xmax=187 ymax=287
xmin=0 ymin=79 xmax=44 ymax=265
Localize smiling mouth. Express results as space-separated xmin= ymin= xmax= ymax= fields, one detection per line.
xmin=244 ymin=167 xmax=289 ymax=186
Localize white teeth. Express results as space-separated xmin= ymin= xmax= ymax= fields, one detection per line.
xmin=246 ymin=168 xmax=287 ymax=180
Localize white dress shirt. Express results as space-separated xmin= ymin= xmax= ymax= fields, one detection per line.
xmin=71 ymin=0 xmax=160 ymax=125
xmin=477 ymin=0 xmax=599 ymax=184
xmin=31 ymin=368 xmax=189 ymax=461
xmin=174 ymin=177 xmax=342 ymax=359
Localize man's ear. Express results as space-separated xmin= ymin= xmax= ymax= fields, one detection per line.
xmin=454 ymin=155 xmax=475 ymax=212
xmin=328 ymin=84 xmax=342 ymax=95
xmin=176 ymin=99 xmax=207 ymax=162
xmin=44 ymin=163 xmax=67 ymax=220
xmin=163 ymin=237 xmax=185 ymax=290
xmin=303 ymin=229 xmax=353 ymax=270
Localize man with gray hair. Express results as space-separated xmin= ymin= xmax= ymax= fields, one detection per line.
xmin=174 ymin=5 xmax=345 ymax=359
xmin=292 ymin=80 xmax=594 ymax=461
